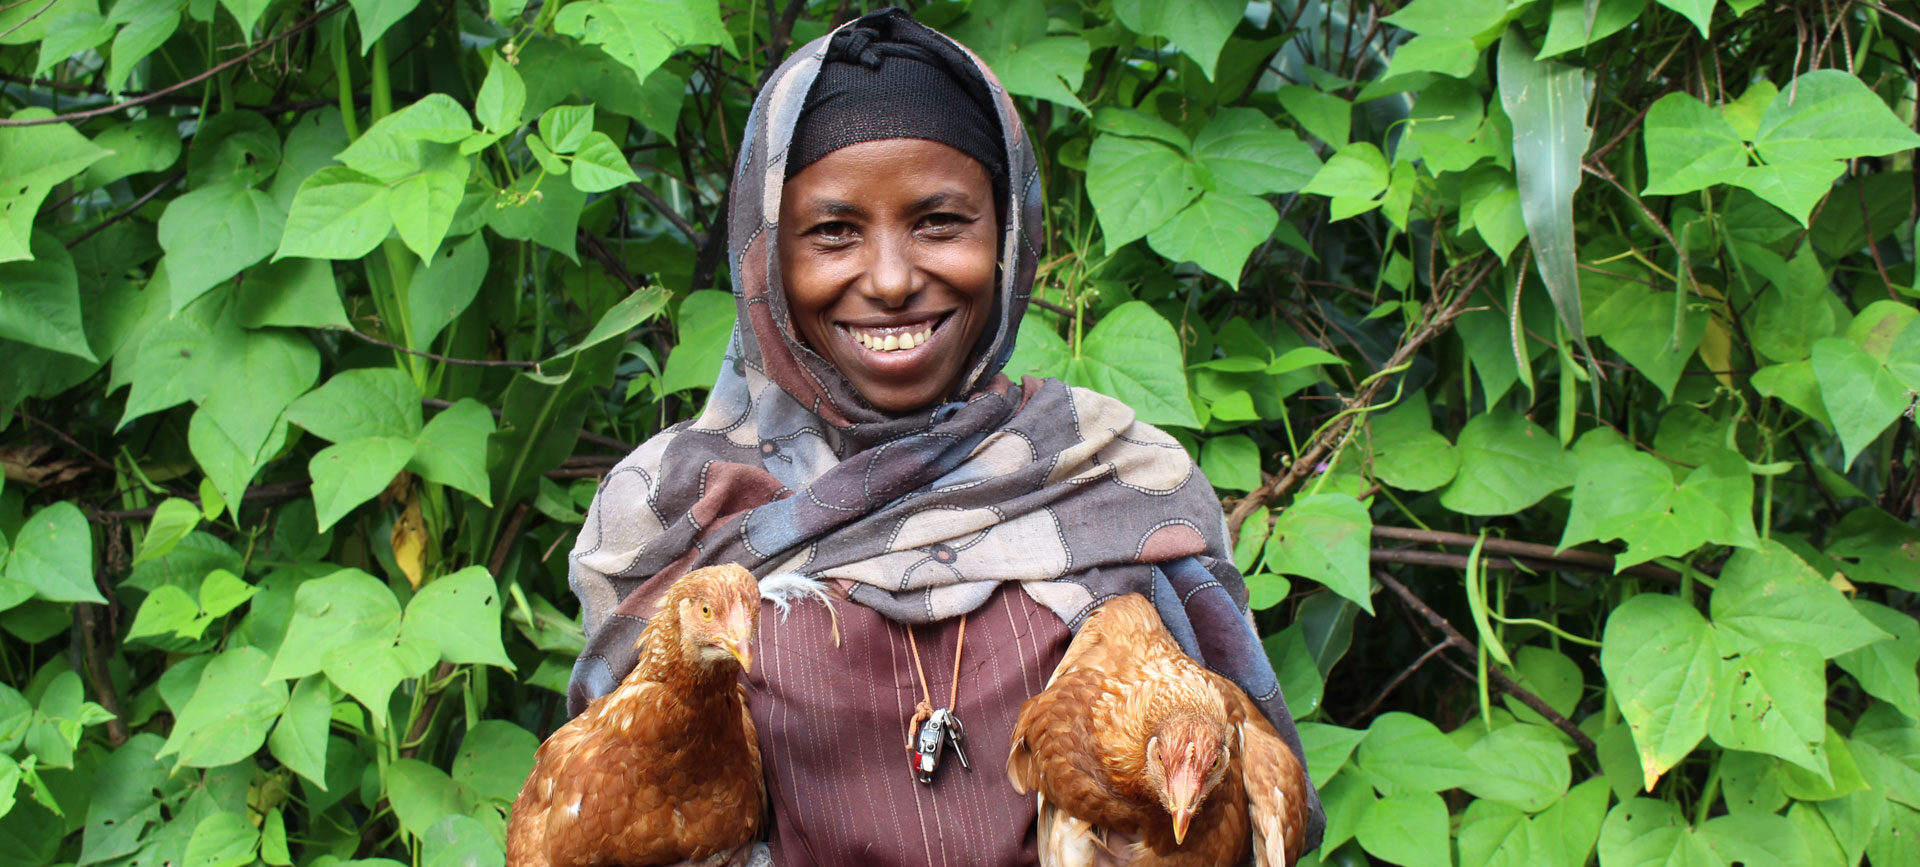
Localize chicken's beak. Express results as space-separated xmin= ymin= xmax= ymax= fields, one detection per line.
xmin=1170 ymin=805 xmax=1195 ymax=845
xmin=724 ymin=637 xmax=753 ymax=673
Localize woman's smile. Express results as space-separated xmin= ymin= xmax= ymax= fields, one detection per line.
xmin=779 ymin=138 xmax=999 ymax=414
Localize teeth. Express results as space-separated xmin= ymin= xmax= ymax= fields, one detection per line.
xmin=851 ymin=324 xmax=935 ymax=352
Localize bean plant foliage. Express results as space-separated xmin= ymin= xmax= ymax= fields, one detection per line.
xmin=0 ymin=0 xmax=1916 ymax=863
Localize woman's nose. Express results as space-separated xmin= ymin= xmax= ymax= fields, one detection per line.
xmin=861 ymin=231 xmax=918 ymax=308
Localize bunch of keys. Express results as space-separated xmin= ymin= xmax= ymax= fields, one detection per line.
xmin=911 ymin=707 xmax=971 ymax=784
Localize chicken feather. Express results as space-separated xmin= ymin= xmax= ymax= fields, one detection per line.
xmin=507 ymin=564 xmax=766 ymax=867
xmin=1008 ymin=593 xmax=1310 ymax=867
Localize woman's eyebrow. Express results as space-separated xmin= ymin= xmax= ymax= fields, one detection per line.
xmin=806 ymin=199 xmax=866 ymax=218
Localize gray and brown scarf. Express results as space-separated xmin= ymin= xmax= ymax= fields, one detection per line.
xmin=566 ymin=8 xmax=1324 ymax=855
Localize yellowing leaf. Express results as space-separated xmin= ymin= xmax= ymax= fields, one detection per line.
xmin=391 ymin=490 xmax=427 ymax=590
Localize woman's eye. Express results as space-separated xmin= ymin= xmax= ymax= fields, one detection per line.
xmin=810 ymin=221 xmax=855 ymax=241
xmin=920 ymin=213 xmax=971 ymax=233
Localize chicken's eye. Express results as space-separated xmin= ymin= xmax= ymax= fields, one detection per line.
xmin=699 ymin=604 xmax=714 ymax=620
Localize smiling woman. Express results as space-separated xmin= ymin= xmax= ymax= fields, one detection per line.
xmin=780 ymin=138 xmax=999 ymax=413
xmin=560 ymin=8 xmax=1321 ymax=865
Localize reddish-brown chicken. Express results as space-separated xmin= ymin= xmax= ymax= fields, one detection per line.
xmin=507 ymin=563 xmax=765 ymax=867
xmin=1008 ymin=593 xmax=1310 ymax=866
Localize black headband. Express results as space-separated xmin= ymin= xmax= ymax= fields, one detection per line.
xmin=785 ymin=9 xmax=1008 ymax=204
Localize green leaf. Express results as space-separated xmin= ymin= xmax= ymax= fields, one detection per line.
xmin=538 ymin=105 xmax=594 ymax=154
xmin=1382 ymin=0 xmax=1511 ymax=40
xmin=82 ymin=118 xmax=181 ymax=188
xmin=322 ymin=636 xmax=435 ymax=727
xmin=1192 ymin=108 xmax=1321 ymax=195
xmin=389 ymin=150 xmax=469 ymax=262
xmin=1086 ymin=135 xmax=1200 ymax=248
xmin=1700 ymin=812 xmax=1811 ymax=867
xmin=5 ymin=502 xmax=102 ymax=604
xmin=1441 ymin=410 xmax=1574 ymax=515
xmin=554 ymin=0 xmax=730 ymax=83
xmin=1301 ymin=142 xmax=1389 ymax=217
xmin=569 ymin=131 xmax=640 ymax=193
xmin=0 ymin=111 xmax=111 ymax=262
xmin=35 ymin=11 xmax=116 ymax=76
xmin=1712 ymin=541 xmax=1891 ymax=657
xmin=157 ymin=647 xmax=288 ymax=768
xmin=236 ymin=257 xmax=348 ymax=329
xmin=387 ymin=759 xmax=476 ymax=841
xmin=1276 ymin=85 xmax=1351 ymax=148
xmin=1754 ymin=70 xmax=1920 ymax=164
xmin=1264 ymin=625 xmax=1321 ymax=717
xmin=181 ymin=812 xmax=257 ymax=867
xmin=1464 ymin=722 xmax=1572 ymax=812
xmin=1463 ymin=165 xmax=1528 ymax=261
xmin=1199 ymin=434 xmax=1260 ymax=492
xmin=274 ymin=168 xmax=391 ymax=260
xmin=157 ymin=183 xmax=286 ymax=312
xmin=1641 ymin=92 xmax=1749 ymax=195
xmin=1836 ymin=600 xmax=1920 ymax=720
xmin=1853 ymin=704 xmax=1920 ymax=810
xmin=475 ymin=55 xmax=525 ymax=133
xmin=1730 ymin=160 xmax=1846 ymax=227
xmin=1298 ymin=722 xmax=1365 ymax=788
xmin=1751 ymin=248 xmax=1838 ymax=363
xmin=451 ymin=720 xmax=538 ymax=805
xmin=0 ymin=233 xmax=94 ymax=360
xmin=1503 ymin=645 xmax=1584 ymax=727
xmin=1359 ymin=712 xmax=1478 ymax=793
xmin=188 ymin=408 xmax=288 ymax=522
xmin=406 ymin=233 xmax=489 ymax=350
xmin=1457 ymin=800 xmax=1535 ymax=867
xmin=1263 ymin=493 xmax=1372 ymax=613
xmin=1112 ymin=0 xmax=1244 ymax=79
xmin=215 ymin=0 xmax=268 ymax=35
xmin=1598 ymin=798 xmax=1719 ymax=867
xmin=658 ymin=290 xmax=737 ymax=395
xmin=1499 ymin=27 xmax=1593 ymax=355
xmin=422 ymin=815 xmax=504 ymax=867
xmin=487 ymin=169 xmax=584 ymax=261
xmin=347 ymin=0 xmax=422 ymax=51
xmin=132 ymin=499 xmax=201 ymax=566
xmin=267 ymin=675 xmax=330 ymax=790
xmin=104 ymin=0 xmax=183 ymax=92
xmin=1145 ymin=193 xmax=1277 ymax=288
xmin=309 ymin=437 xmax=417 ymax=533
xmin=287 ymin=367 xmax=425 ymax=443
xmin=1537 ymin=0 xmax=1644 ymax=58
xmin=1067 ymin=301 xmax=1199 ymax=428
xmin=1368 ymin=393 xmax=1459 ymax=492
xmin=126 ymin=585 xmax=199 ymax=644
xmin=1709 ymin=643 xmax=1828 ymax=776
xmin=1811 ymin=336 xmax=1910 ymax=469
xmin=1356 ymin=790 xmax=1451 ymax=867
xmin=402 ymin=567 xmax=511 ymax=668
xmin=407 ymin=399 xmax=497 ymax=505
xmin=1602 ymin=594 xmax=1719 ymax=791
xmin=266 ymin=568 xmax=402 ymax=681
xmin=982 ymin=36 xmax=1090 ymax=112
xmin=199 ymin=327 xmax=320 ymax=462
xmin=186 ymin=112 xmax=281 ymax=189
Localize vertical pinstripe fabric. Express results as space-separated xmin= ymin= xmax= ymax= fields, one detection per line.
xmin=745 ymin=583 xmax=1069 ymax=865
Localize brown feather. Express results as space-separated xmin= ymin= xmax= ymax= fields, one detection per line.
xmin=1008 ymin=593 xmax=1310 ymax=866
xmin=507 ymin=564 xmax=766 ymax=867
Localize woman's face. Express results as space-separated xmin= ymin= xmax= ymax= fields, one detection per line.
xmin=779 ymin=138 xmax=999 ymax=414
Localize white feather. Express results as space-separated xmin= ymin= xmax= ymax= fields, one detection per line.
xmin=758 ymin=572 xmax=841 ymax=645
xmin=759 ymin=573 xmax=829 ymax=617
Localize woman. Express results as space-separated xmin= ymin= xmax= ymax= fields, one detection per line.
xmin=566 ymin=9 xmax=1325 ymax=864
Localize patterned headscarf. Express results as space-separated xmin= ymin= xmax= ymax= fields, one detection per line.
xmin=566 ymin=8 xmax=1324 ymax=850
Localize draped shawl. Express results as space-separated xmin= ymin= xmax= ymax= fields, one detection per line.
xmin=566 ymin=9 xmax=1324 ymax=853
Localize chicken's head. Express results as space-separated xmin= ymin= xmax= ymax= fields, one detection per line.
xmin=664 ymin=564 xmax=760 ymax=674
xmin=1143 ymin=710 xmax=1232 ymax=845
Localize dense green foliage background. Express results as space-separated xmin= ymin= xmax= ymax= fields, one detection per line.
xmin=1 ymin=0 xmax=1918 ymax=863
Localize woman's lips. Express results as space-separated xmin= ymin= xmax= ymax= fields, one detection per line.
xmin=846 ymin=320 xmax=936 ymax=351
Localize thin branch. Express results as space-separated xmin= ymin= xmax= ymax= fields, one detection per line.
xmin=422 ymin=398 xmax=635 ymax=454
xmin=625 ymin=181 xmax=705 ymax=246
xmin=1373 ymin=570 xmax=1598 ymax=752
xmin=1370 ymin=525 xmax=1688 ymax=584
xmin=65 ymin=170 xmax=185 ymax=249
xmin=1225 ymin=255 xmax=1497 ymax=541
xmin=1355 ymin=640 xmax=1450 ymax=721
xmin=331 ymin=327 xmax=541 ymax=368
xmin=0 ymin=2 xmax=347 ymax=128
xmin=13 ymin=408 xmax=115 ymax=471
xmin=0 ymin=0 xmax=57 ymax=41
